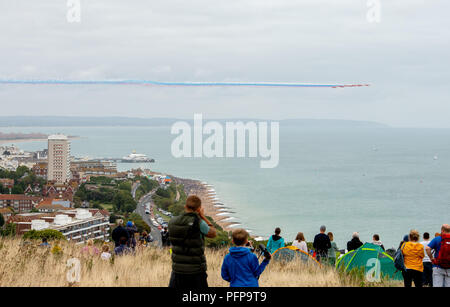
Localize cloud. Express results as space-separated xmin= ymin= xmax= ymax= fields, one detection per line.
xmin=0 ymin=0 xmax=449 ymax=127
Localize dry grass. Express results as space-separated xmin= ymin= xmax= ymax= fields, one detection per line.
xmin=0 ymin=238 xmax=401 ymax=287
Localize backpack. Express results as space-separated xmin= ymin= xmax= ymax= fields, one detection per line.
xmin=394 ymin=243 xmax=406 ymax=272
xmin=436 ymin=233 xmax=450 ymax=269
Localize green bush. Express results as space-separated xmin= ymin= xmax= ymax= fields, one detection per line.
xmin=1 ymin=223 xmax=16 ymax=237
xmin=118 ymin=181 xmax=132 ymax=192
xmin=23 ymin=229 xmax=66 ymax=241
xmin=155 ymin=187 xmax=170 ymax=198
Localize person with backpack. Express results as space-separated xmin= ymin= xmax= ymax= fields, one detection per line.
xmin=266 ymin=227 xmax=285 ymax=254
xmin=168 ymin=195 xmax=217 ymax=288
xmin=425 ymin=224 xmax=450 ymax=287
xmin=401 ymin=229 xmax=424 ymax=287
xmin=125 ymin=221 xmax=138 ymax=250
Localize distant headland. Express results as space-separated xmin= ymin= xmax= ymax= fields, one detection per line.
xmin=0 ymin=116 xmax=388 ymax=128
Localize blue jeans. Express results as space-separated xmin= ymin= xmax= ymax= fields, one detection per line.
xmin=422 ymin=262 xmax=433 ymax=286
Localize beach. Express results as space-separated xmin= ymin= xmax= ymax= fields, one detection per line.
xmin=172 ymin=176 xmax=237 ymax=231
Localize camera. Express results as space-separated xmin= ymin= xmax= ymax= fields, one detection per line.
xmin=258 ymin=244 xmax=272 ymax=260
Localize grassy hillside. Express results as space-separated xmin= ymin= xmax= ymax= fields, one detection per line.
xmin=0 ymin=238 xmax=402 ymax=287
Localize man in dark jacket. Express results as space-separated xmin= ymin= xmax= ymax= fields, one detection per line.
xmin=168 ymin=195 xmax=216 ymax=288
xmin=111 ymin=219 xmax=129 ymax=247
xmin=313 ymin=225 xmax=331 ymax=262
xmin=347 ymin=232 xmax=364 ymax=251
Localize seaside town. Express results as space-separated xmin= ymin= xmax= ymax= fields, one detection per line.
xmin=0 ymin=135 xmax=235 ymax=246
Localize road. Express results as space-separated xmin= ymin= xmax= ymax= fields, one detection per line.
xmin=131 ymin=182 xmax=140 ymax=199
xmin=135 ymin=189 xmax=162 ymax=247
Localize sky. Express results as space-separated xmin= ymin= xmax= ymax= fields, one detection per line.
xmin=0 ymin=0 xmax=449 ymax=127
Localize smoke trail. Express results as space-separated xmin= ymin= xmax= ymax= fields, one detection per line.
xmin=0 ymin=79 xmax=369 ymax=88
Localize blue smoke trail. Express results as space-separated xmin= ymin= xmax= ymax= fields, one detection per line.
xmin=0 ymin=79 xmax=369 ymax=88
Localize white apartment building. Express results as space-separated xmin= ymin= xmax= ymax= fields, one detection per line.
xmin=13 ymin=209 xmax=111 ymax=244
xmin=47 ymin=134 xmax=71 ymax=183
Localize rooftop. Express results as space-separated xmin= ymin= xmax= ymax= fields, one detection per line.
xmin=48 ymin=134 xmax=68 ymax=140
xmin=0 ymin=194 xmax=42 ymax=201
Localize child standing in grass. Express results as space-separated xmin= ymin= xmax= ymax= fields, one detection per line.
xmin=81 ymin=239 xmax=100 ymax=256
xmin=221 ymin=229 xmax=271 ymax=287
xmin=101 ymin=244 xmax=112 ymax=260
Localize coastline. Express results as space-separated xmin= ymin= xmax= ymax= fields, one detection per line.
xmin=172 ymin=176 xmax=238 ymax=232
xmin=0 ymin=138 xmax=48 ymax=145
xmin=0 ymin=135 xmax=236 ymax=233
xmin=0 ymin=136 xmax=79 ymax=145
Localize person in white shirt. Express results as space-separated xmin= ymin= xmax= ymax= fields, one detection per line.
xmin=101 ymin=244 xmax=112 ymax=261
xmin=292 ymin=232 xmax=308 ymax=253
xmin=420 ymin=232 xmax=433 ymax=287
xmin=372 ymin=234 xmax=385 ymax=251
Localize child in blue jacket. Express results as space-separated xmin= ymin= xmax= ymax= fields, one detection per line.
xmin=221 ymin=228 xmax=271 ymax=287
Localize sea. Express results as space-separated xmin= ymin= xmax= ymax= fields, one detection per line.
xmin=1 ymin=125 xmax=449 ymax=249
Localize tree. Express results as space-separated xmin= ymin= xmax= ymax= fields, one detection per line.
xmin=113 ymin=190 xmax=136 ymax=213
xmin=11 ymin=185 xmax=24 ymax=194
xmin=1 ymin=222 xmax=16 ymax=237
xmin=23 ymin=229 xmax=66 ymax=240
xmin=118 ymin=181 xmax=132 ymax=192
xmin=15 ymin=166 xmax=29 ymax=179
xmin=0 ymin=214 xmax=4 ymax=227
xmin=155 ymin=187 xmax=170 ymax=198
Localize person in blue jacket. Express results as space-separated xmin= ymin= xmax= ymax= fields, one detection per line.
xmin=221 ymin=229 xmax=271 ymax=287
xmin=266 ymin=227 xmax=285 ymax=254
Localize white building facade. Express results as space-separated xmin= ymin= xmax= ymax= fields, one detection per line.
xmin=47 ymin=134 xmax=71 ymax=183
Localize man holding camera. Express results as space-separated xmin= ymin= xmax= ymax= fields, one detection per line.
xmin=168 ymin=195 xmax=217 ymax=288
xmin=221 ymin=228 xmax=271 ymax=287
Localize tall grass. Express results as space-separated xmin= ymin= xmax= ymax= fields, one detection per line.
xmin=0 ymin=238 xmax=401 ymax=287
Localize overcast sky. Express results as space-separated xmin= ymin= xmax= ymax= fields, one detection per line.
xmin=0 ymin=0 xmax=449 ymax=127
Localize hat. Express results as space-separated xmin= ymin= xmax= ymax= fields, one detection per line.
xmin=127 ymin=221 xmax=133 ymax=227
xmin=403 ymin=234 xmax=409 ymax=242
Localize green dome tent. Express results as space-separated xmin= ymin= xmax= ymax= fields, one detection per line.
xmin=272 ymin=246 xmax=321 ymax=265
xmin=336 ymin=242 xmax=403 ymax=282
